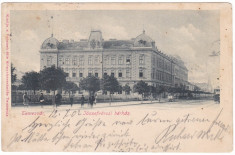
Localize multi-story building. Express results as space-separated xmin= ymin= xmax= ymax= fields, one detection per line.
xmin=40 ymin=30 xmax=188 ymax=90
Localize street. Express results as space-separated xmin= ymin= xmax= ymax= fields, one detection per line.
xmin=12 ymin=99 xmax=219 ymax=112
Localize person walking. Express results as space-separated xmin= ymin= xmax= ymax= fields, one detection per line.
xmin=81 ymin=95 xmax=85 ymax=108
xmin=55 ymin=93 xmax=62 ymax=108
xmin=39 ymin=93 xmax=45 ymax=108
xmin=23 ymin=92 xmax=30 ymax=107
xmin=92 ymin=95 xmax=95 ymax=106
xmin=94 ymin=94 xmax=97 ymax=105
xmin=89 ymin=95 xmax=95 ymax=108
xmin=70 ymin=95 xmax=74 ymax=107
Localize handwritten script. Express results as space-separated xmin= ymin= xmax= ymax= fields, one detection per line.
xmin=6 ymin=108 xmax=230 ymax=152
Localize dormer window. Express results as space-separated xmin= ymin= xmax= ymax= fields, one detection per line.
xmin=138 ymin=40 xmax=147 ymax=46
xmin=133 ymin=31 xmax=154 ymax=47
xmin=41 ymin=36 xmax=59 ymax=49
xmin=47 ymin=43 xmax=55 ymax=48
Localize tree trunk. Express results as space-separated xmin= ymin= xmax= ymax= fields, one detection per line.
xmin=109 ymin=93 xmax=112 ymax=106
xmin=141 ymin=93 xmax=144 ymax=103
xmin=33 ymin=89 xmax=36 ymax=103
xmin=53 ymin=90 xmax=56 ymax=106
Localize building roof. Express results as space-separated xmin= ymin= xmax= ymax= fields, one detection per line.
xmin=133 ymin=30 xmax=154 ymax=47
xmin=57 ymin=41 xmax=88 ymax=50
xmin=40 ymin=30 xmax=188 ymax=71
xmin=41 ymin=30 xmax=156 ymax=50
xmin=41 ymin=34 xmax=59 ymax=49
xmin=103 ymin=40 xmax=134 ymax=49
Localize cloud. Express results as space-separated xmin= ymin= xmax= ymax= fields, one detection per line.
xmin=153 ymin=23 xmax=219 ymax=87
xmin=101 ymin=25 xmax=129 ymax=40
xmin=12 ymin=30 xmax=41 ymax=75
xmin=169 ymin=25 xmax=195 ymax=41
xmin=11 ymin=10 xmax=220 ymax=88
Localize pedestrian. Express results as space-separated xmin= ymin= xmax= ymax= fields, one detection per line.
xmin=39 ymin=93 xmax=45 ymax=108
xmin=23 ymin=92 xmax=29 ymax=107
xmin=81 ymin=95 xmax=85 ymax=108
xmin=70 ymin=95 xmax=74 ymax=107
xmin=94 ymin=94 xmax=97 ymax=105
xmin=55 ymin=93 xmax=62 ymax=108
xmin=92 ymin=95 xmax=95 ymax=106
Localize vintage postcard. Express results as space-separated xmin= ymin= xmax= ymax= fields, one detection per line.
xmin=1 ymin=3 xmax=233 ymax=152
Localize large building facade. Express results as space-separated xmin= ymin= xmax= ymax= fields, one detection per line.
xmin=40 ymin=30 xmax=188 ymax=90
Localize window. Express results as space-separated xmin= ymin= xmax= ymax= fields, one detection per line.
xmin=126 ymin=56 xmax=131 ymax=64
xmin=152 ymin=69 xmax=155 ymax=79
xmin=161 ymin=60 xmax=163 ymax=68
xmin=111 ymin=71 xmax=115 ymax=77
xmin=104 ymin=56 xmax=109 ymax=65
xmin=126 ymin=69 xmax=130 ymax=78
xmin=139 ymin=69 xmax=143 ymax=78
xmin=95 ymin=72 xmax=98 ymax=77
xmin=65 ymin=68 xmax=69 ymax=77
xmin=118 ymin=56 xmax=124 ymax=65
xmin=94 ymin=56 xmax=99 ymax=65
xmin=88 ymin=56 xmax=93 ymax=65
xmin=72 ymin=69 xmax=76 ymax=77
xmin=79 ymin=72 xmax=83 ymax=78
xmin=79 ymin=56 xmax=84 ymax=65
xmin=47 ymin=58 xmax=51 ymax=66
xmin=156 ymin=71 xmax=160 ymax=80
xmin=97 ymin=41 xmax=100 ymax=47
xmin=88 ymin=70 xmax=92 ymax=76
xmin=152 ymin=57 xmax=155 ymax=66
xmin=65 ymin=58 xmax=70 ymax=65
xmin=72 ymin=57 xmax=77 ymax=65
xmin=118 ymin=71 xmax=122 ymax=78
xmin=59 ymin=58 xmax=63 ymax=65
xmin=104 ymin=72 xmax=107 ymax=76
xmin=139 ymin=55 xmax=144 ymax=65
xmin=111 ymin=56 xmax=116 ymax=65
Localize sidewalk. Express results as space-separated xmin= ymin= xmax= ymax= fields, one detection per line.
xmin=12 ymin=98 xmax=170 ymax=109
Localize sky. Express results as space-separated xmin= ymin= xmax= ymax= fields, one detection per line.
xmin=11 ymin=10 xmax=220 ymax=88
